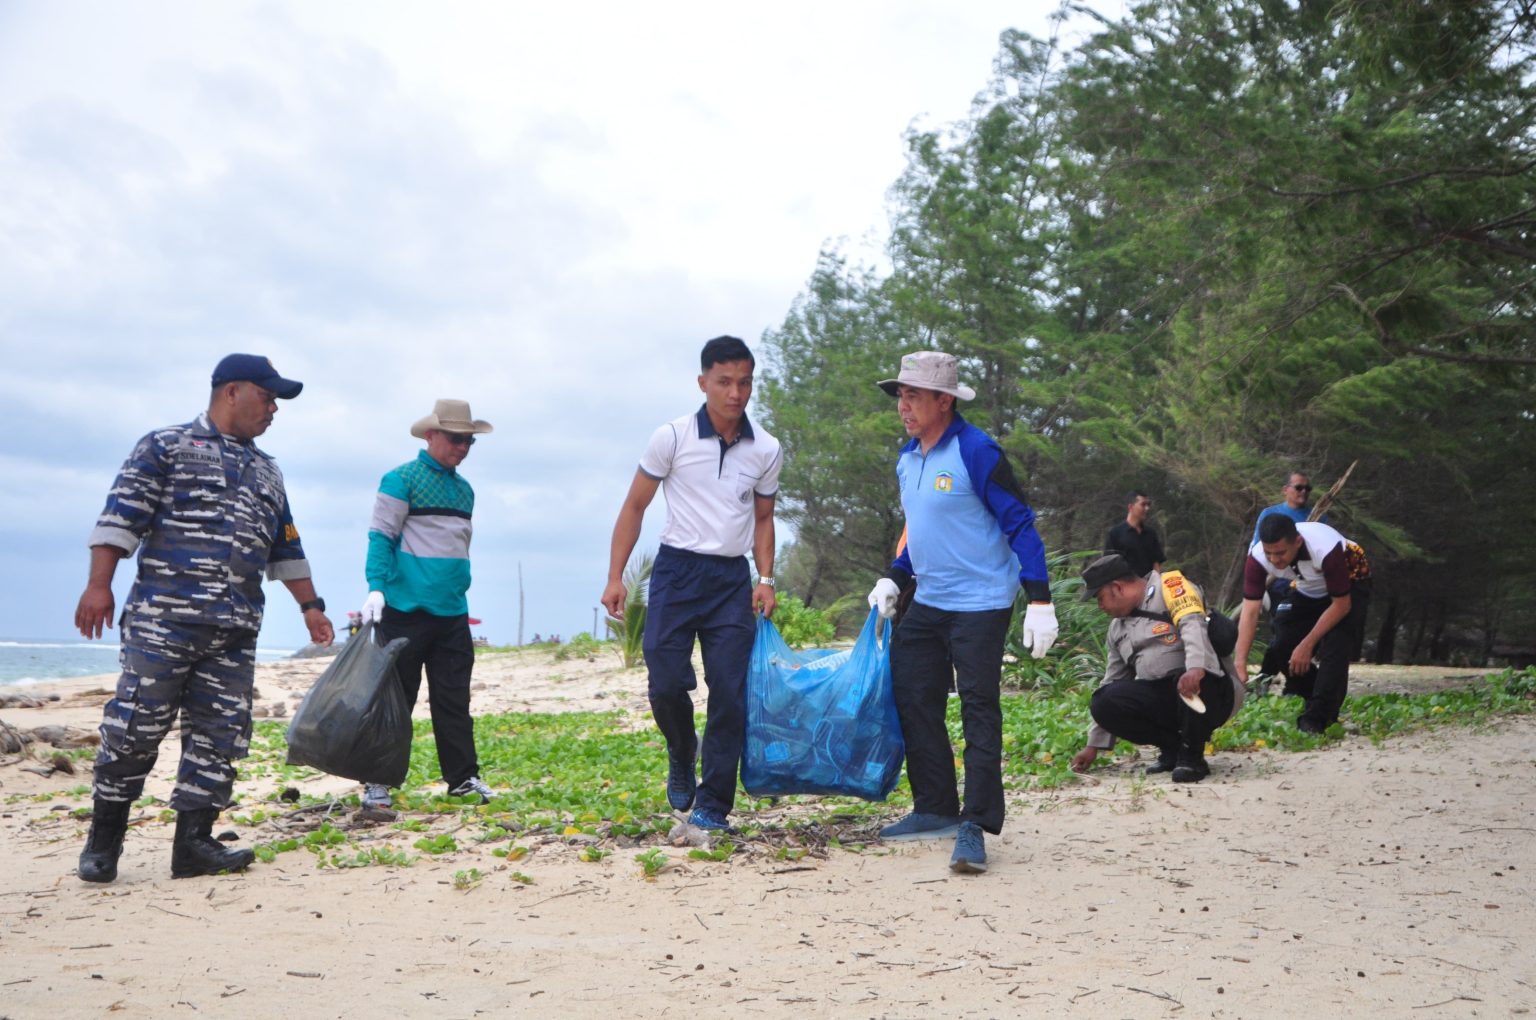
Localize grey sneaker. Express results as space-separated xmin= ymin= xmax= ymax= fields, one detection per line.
xmin=949 ymin=821 xmax=988 ymax=874
xmin=361 ymin=784 xmax=392 ymax=809
xmin=879 ymin=812 xmax=961 ymax=841
xmin=449 ymin=776 xmax=493 ymax=803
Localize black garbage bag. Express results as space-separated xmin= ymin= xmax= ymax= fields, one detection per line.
xmin=285 ymin=623 xmax=413 ymax=786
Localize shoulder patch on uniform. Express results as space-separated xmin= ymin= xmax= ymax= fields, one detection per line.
xmin=1160 ymin=569 xmax=1206 ymax=626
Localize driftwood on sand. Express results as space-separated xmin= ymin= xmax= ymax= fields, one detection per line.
xmin=0 ymin=718 xmax=99 ymax=753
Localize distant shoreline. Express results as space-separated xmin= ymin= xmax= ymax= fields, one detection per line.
xmin=0 ymin=637 xmax=298 ymax=687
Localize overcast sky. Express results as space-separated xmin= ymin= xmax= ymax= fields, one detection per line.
xmin=0 ymin=1 xmax=1112 ymax=650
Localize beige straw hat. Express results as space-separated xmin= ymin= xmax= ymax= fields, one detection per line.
xmin=410 ymin=398 xmax=494 ymax=438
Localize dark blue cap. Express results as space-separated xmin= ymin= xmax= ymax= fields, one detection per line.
xmin=210 ymin=354 xmax=303 ymax=399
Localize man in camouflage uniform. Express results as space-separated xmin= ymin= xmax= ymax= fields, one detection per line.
xmin=1070 ymin=554 xmax=1245 ymax=783
xmin=74 ymin=354 xmax=334 ymax=882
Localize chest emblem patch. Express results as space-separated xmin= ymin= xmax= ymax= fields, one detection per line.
xmin=933 ymin=471 xmax=953 ymax=493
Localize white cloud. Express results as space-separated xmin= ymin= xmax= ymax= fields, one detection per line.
xmin=0 ymin=0 xmax=1111 ymax=649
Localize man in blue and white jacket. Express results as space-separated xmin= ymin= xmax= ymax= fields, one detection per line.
xmin=867 ymin=352 xmax=1059 ymax=874
xmin=359 ymin=399 xmax=495 ymax=811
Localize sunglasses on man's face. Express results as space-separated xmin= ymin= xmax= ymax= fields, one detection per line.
xmin=1291 ymin=484 xmax=1311 ymax=492
xmin=443 ymin=433 xmax=475 ymax=447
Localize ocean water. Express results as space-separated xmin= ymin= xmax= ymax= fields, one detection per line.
xmin=0 ymin=638 xmax=296 ymax=687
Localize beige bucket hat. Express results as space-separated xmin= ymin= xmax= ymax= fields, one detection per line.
xmin=410 ymin=398 xmax=494 ymax=438
xmin=877 ymin=351 xmax=977 ymax=401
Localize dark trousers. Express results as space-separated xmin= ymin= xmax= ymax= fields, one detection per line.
xmin=94 ymin=613 xmax=257 ymax=811
xmin=1089 ymin=670 xmax=1236 ymax=760
xmin=642 ymin=544 xmax=755 ymax=816
xmin=377 ymin=607 xmax=478 ymax=789
xmin=890 ymin=602 xmax=1012 ymax=835
xmin=1269 ymin=587 xmax=1368 ymax=728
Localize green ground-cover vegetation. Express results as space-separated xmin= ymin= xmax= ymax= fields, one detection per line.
xmin=192 ymin=665 xmax=1536 ymax=874
xmin=15 ymin=667 xmax=1534 ymax=882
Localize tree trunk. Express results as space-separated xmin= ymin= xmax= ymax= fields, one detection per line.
xmin=1374 ymin=593 xmax=1398 ymax=664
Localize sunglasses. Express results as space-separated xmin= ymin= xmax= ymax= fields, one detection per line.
xmin=441 ymin=433 xmax=476 ymax=447
xmin=1291 ymin=484 xmax=1311 ymax=492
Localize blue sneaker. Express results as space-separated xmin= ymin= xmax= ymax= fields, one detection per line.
xmin=666 ymin=753 xmax=697 ymax=812
xmin=878 ymin=812 xmax=960 ymax=841
xmin=688 ymin=808 xmax=732 ymax=832
xmin=949 ymin=821 xmax=987 ymax=874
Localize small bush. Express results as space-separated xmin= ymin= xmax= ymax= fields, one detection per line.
xmin=555 ymin=632 xmax=604 ymax=661
xmin=772 ymin=594 xmax=836 ymax=649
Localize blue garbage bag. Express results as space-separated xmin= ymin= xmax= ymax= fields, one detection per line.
xmin=741 ymin=608 xmax=905 ymax=800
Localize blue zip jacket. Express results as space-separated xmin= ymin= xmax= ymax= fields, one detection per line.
xmin=886 ymin=414 xmax=1051 ymax=611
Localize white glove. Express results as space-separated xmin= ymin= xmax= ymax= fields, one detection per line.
xmin=867 ymin=578 xmax=901 ymax=619
xmin=360 ymin=591 xmax=386 ymax=625
xmin=1022 ymin=602 xmax=1059 ymax=659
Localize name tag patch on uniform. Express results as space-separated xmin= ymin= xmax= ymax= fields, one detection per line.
xmin=933 ymin=471 xmax=953 ymax=493
xmin=177 ymin=436 xmax=223 ymax=465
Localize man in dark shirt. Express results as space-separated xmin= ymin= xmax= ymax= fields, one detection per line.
xmin=1104 ymin=490 xmax=1164 ymax=577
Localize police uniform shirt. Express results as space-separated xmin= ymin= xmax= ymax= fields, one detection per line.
xmin=88 ymin=413 xmax=310 ymax=631
xmin=638 ymin=406 xmax=783 ymax=558
xmin=1087 ymin=571 xmax=1243 ymax=750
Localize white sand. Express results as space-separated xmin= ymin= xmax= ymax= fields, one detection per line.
xmin=1 ymin=652 xmax=1531 ymax=1017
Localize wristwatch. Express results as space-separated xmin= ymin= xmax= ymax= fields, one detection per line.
xmin=299 ymin=597 xmax=326 ymax=613
xmin=759 ymin=577 xmax=776 ymax=588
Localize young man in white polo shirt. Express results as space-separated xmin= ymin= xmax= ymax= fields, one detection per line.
xmin=601 ymin=336 xmax=783 ymax=831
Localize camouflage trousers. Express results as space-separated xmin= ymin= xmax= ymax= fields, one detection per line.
xmin=92 ymin=613 xmax=258 ymax=811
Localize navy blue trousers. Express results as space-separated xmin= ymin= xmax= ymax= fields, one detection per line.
xmin=890 ymin=602 xmax=1012 ymax=835
xmin=642 ymin=544 xmax=754 ymax=816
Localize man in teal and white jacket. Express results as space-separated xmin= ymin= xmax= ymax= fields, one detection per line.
xmin=359 ymin=399 xmax=495 ymax=811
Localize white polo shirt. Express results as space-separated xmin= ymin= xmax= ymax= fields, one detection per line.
xmin=639 ymin=406 xmax=782 ymax=557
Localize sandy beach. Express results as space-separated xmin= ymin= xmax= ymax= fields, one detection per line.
xmin=1 ymin=652 xmax=1532 ymax=1018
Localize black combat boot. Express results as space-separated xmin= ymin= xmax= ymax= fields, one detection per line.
xmin=1145 ymin=746 xmax=1178 ymax=775
xmin=171 ymin=808 xmax=256 ymax=878
xmin=78 ymin=799 xmax=132 ymax=883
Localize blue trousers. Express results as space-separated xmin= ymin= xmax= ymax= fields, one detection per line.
xmin=93 ymin=613 xmax=257 ymax=811
xmin=643 ymin=544 xmax=754 ymax=816
xmin=890 ymin=601 xmax=1012 ymax=834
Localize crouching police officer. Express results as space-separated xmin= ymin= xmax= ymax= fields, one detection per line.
xmin=73 ymin=354 xmax=334 ymax=882
xmin=1070 ymin=554 xmax=1245 ymax=783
